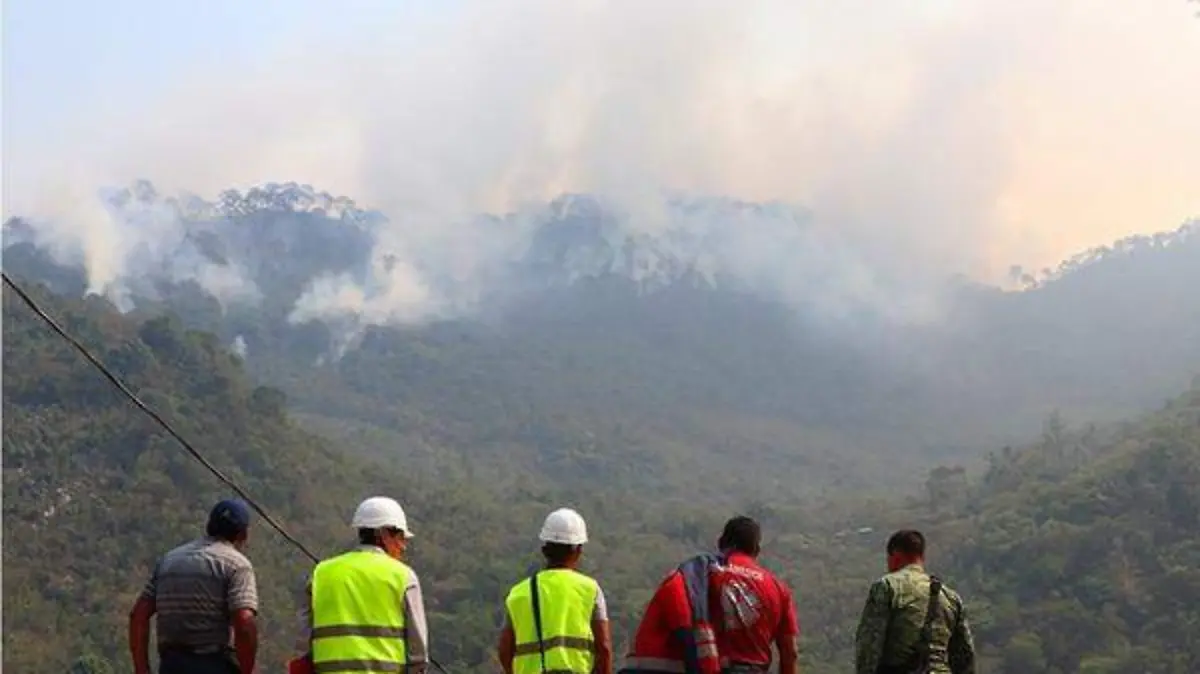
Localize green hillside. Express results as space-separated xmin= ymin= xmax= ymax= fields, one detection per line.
xmin=942 ymin=392 xmax=1200 ymax=673
xmin=129 ymin=277 xmax=921 ymax=495
xmin=0 ymin=282 xmax=811 ymax=673
xmin=5 ymin=279 xmax=1200 ymax=674
xmin=8 ymin=207 xmax=1199 ymax=504
xmin=1 ymin=284 xmax=376 ymax=672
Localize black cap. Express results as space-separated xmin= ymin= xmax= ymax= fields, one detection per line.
xmin=207 ymin=499 xmax=251 ymax=539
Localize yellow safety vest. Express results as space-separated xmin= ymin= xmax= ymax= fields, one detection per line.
xmin=311 ymin=549 xmax=412 ymax=674
xmin=506 ymin=568 xmax=599 ymax=674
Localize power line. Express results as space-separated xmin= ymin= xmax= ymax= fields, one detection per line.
xmin=2 ymin=271 xmax=323 ymax=561
xmin=4 ymin=272 xmax=454 ymax=674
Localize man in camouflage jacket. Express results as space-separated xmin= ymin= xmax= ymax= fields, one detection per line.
xmin=854 ymin=530 xmax=975 ymax=674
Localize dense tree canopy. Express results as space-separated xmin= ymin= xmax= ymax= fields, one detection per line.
xmin=5 ymin=279 xmax=1200 ymax=674
xmin=4 ymin=190 xmax=1200 ymax=673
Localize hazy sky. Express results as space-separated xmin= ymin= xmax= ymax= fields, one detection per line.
xmin=4 ymin=0 xmax=1198 ymax=284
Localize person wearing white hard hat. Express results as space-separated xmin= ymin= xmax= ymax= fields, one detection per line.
xmin=290 ymin=497 xmax=428 ymax=674
xmin=498 ymin=508 xmax=613 ymax=674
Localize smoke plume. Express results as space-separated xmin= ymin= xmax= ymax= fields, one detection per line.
xmin=5 ymin=0 xmax=1198 ymax=333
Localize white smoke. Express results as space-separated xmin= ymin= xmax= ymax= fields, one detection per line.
xmin=231 ymin=335 xmax=248 ymax=359
xmin=5 ymin=0 xmax=1198 ymax=336
xmin=8 ymin=178 xmax=261 ymax=311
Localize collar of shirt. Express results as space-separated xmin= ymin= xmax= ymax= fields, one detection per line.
xmin=353 ymin=544 xmax=388 ymax=555
xmin=200 ymin=535 xmax=242 ymax=553
xmin=724 ymin=551 xmax=761 ymax=568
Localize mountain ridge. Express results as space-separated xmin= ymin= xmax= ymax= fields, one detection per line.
xmin=9 ymin=180 xmax=1196 ymax=302
xmin=5 ymin=179 xmax=1199 ymax=489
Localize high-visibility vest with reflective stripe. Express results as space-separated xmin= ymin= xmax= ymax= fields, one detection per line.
xmin=506 ymin=569 xmax=599 ymax=674
xmin=311 ymin=549 xmax=411 ymax=674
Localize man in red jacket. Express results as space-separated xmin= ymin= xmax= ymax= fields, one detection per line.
xmin=621 ymin=517 xmax=799 ymax=674
xmin=709 ymin=517 xmax=799 ymax=674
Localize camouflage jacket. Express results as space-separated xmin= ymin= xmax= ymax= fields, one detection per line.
xmin=853 ymin=564 xmax=975 ymax=674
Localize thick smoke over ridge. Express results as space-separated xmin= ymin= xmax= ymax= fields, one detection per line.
xmin=285 ymin=193 xmax=924 ymax=332
xmin=7 ymin=177 xmax=264 ymax=310
xmin=6 ymin=1 xmax=1199 ymax=336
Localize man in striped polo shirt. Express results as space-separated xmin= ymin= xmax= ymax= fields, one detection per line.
xmin=129 ymin=499 xmax=259 ymax=674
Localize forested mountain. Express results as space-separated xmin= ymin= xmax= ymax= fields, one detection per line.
xmin=941 ymin=389 xmax=1200 ymax=672
xmin=802 ymin=385 xmax=1200 ymax=674
xmin=1 ymin=282 xmax=379 ymax=672
xmin=5 ymin=181 xmax=1200 ymax=673
xmin=5 ymin=278 xmax=1200 ymax=674
xmin=4 ymin=181 xmax=1199 ymax=495
xmin=0 ymin=282 xmax=738 ymax=673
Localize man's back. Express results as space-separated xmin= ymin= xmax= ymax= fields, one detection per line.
xmin=709 ymin=552 xmax=798 ymax=669
xmin=854 ymin=564 xmax=974 ymax=674
xmin=498 ymin=510 xmax=612 ymax=674
xmin=503 ymin=568 xmax=606 ymax=669
xmin=145 ymin=537 xmax=258 ymax=651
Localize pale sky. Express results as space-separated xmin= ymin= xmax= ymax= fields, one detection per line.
xmin=3 ymin=0 xmax=1198 ymax=283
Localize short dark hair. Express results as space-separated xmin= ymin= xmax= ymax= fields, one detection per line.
xmin=719 ymin=516 xmax=761 ymax=555
xmin=886 ymin=530 xmax=926 ymax=557
xmin=542 ymin=542 xmax=580 ymax=565
xmin=358 ymin=527 xmax=404 ymax=546
xmin=206 ymin=520 xmax=240 ymax=541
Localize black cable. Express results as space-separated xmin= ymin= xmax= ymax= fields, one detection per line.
xmin=4 ymin=271 xmax=323 ymax=560
xmin=4 ymin=274 xmax=319 ymax=561
xmin=3 ymin=272 xmax=452 ymax=674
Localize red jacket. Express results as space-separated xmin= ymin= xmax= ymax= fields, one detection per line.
xmin=621 ymin=554 xmax=723 ymax=674
xmin=287 ymin=656 xmax=314 ymax=674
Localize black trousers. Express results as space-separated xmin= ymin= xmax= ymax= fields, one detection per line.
xmin=159 ymin=651 xmax=241 ymax=674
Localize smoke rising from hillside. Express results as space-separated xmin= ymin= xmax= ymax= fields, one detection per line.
xmin=6 ymin=1 xmax=1199 ymax=333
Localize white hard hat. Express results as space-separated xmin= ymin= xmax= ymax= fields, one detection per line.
xmin=539 ymin=508 xmax=588 ymax=545
xmin=351 ymin=496 xmax=413 ymax=536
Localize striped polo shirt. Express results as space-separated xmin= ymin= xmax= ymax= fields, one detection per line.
xmin=140 ymin=536 xmax=258 ymax=652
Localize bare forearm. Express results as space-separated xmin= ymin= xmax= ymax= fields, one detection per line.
xmin=128 ymin=598 xmax=154 ymax=674
xmin=235 ymin=635 xmax=257 ymax=673
xmin=128 ymin=630 xmax=150 ymax=673
xmin=233 ymin=612 xmax=258 ymax=674
xmin=594 ymin=642 xmax=613 ymax=674
xmin=778 ymin=638 xmax=799 ymax=674
xmin=593 ymin=620 xmax=613 ymax=674
xmin=498 ymin=627 xmax=516 ymax=674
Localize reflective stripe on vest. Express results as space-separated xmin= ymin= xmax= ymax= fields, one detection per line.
xmin=506 ymin=569 xmax=599 ymax=674
xmin=312 ymin=549 xmax=411 ymax=674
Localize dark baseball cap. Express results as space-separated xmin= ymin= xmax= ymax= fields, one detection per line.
xmin=207 ymin=499 xmax=251 ymax=539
